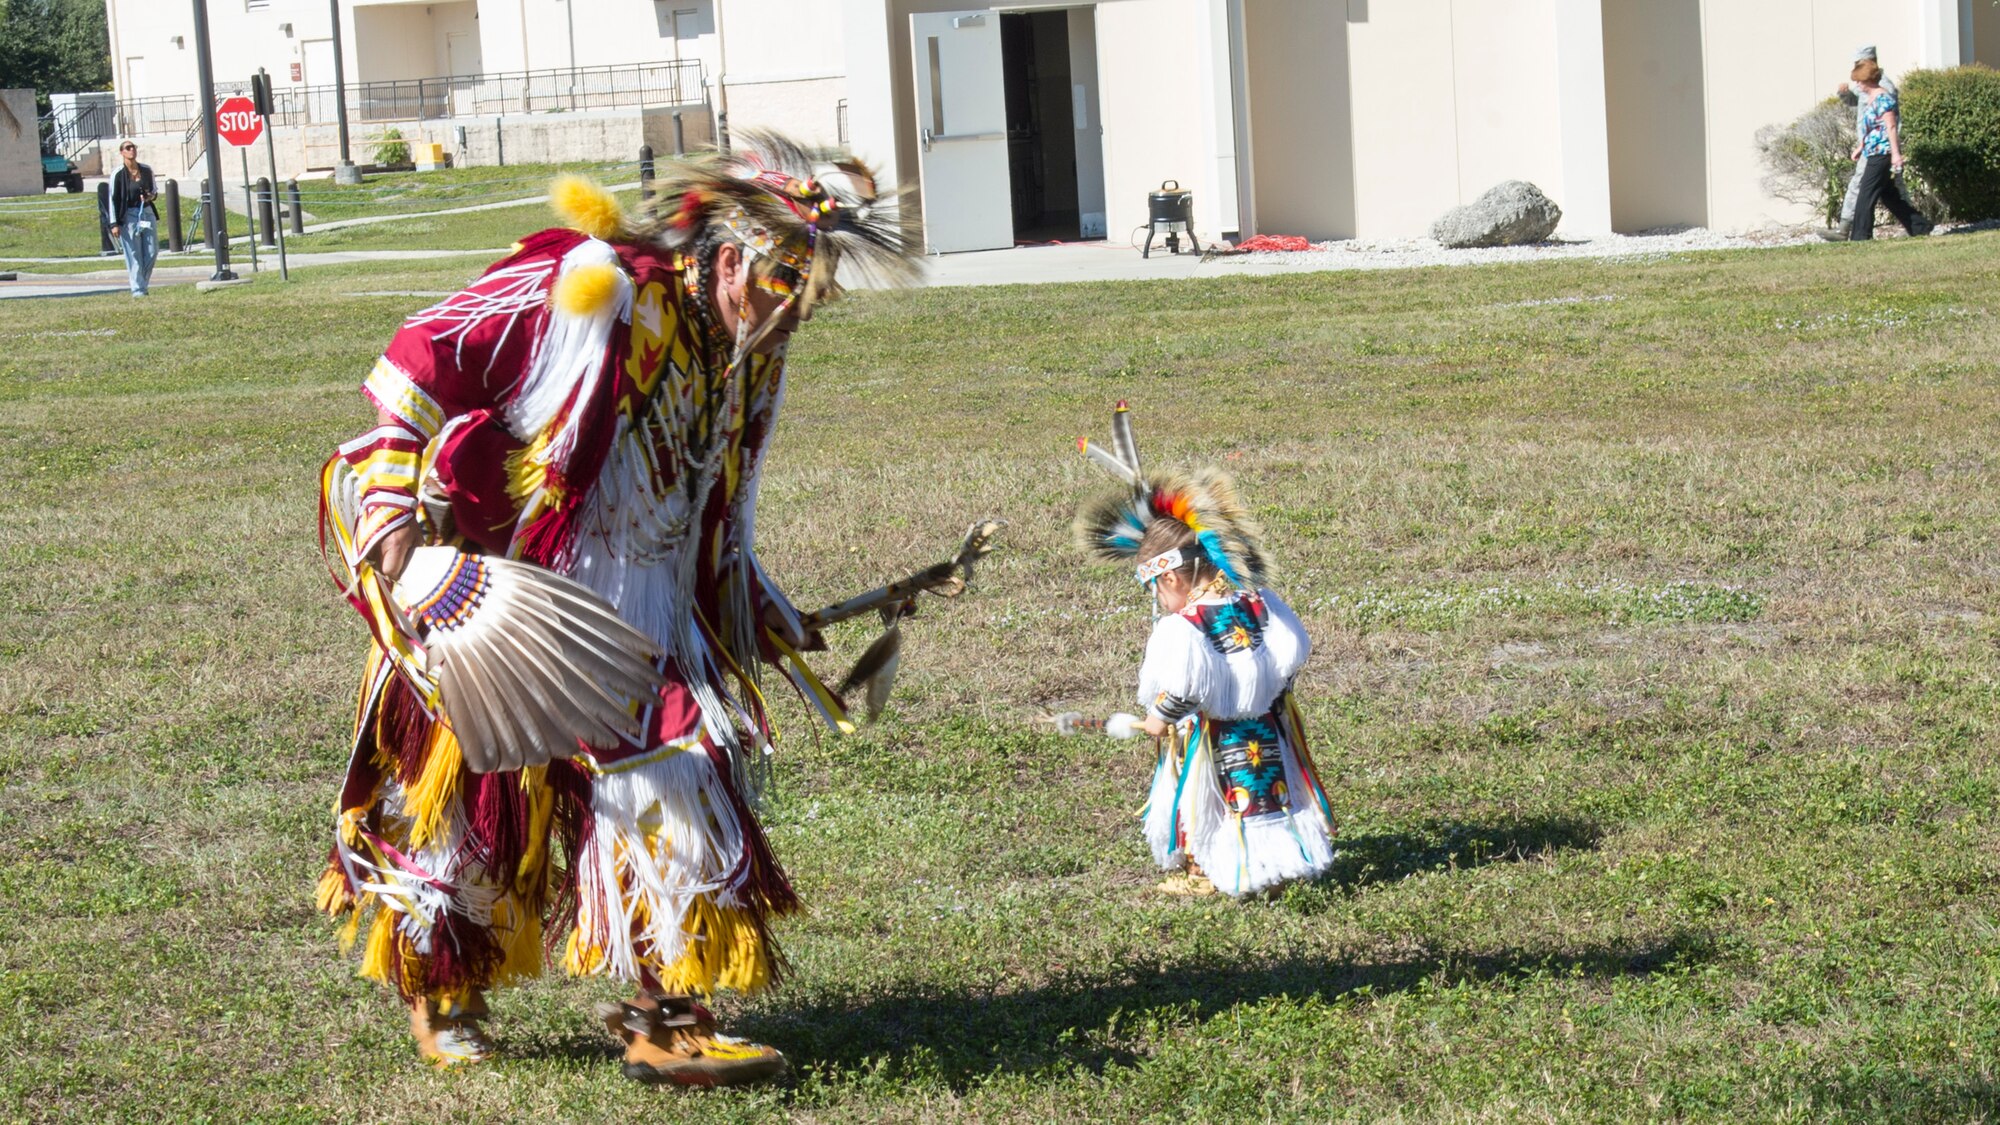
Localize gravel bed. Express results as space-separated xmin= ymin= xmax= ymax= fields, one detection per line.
xmin=1209 ymin=226 xmax=1830 ymax=274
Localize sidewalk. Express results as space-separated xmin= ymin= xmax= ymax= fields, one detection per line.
xmin=1 ymin=222 xmax=1900 ymax=300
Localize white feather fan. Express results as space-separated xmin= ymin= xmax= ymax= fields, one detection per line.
xmin=392 ymin=546 xmax=665 ymax=773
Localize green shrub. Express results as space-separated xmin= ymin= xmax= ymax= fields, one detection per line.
xmin=1900 ymin=64 xmax=2000 ymax=221
xmin=373 ymin=127 xmax=410 ymax=167
xmin=1755 ymin=98 xmax=1854 ymax=226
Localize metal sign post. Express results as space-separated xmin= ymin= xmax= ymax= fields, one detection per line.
xmin=190 ymin=0 xmax=235 ymax=280
xmin=240 ymin=148 xmax=259 ymax=272
xmin=255 ymin=69 xmax=289 ymax=280
xmin=217 ymin=94 xmax=265 ymax=272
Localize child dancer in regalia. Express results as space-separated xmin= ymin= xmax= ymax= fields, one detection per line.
xmin=1075 ymin=405 xmax=1336 ymax=897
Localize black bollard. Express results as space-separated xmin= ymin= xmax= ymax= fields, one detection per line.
xmin=639 ymin=144 xmax=654 ymax=201
xmin=287 ymin=180 xmax=304 ymax=236
xmin=202 ymin=179 xmax=217 ymax=250
xmin=164 ymin=180 xmax=183 ymax=252
xmin=97 ymin=182 xmax=115 ymax=255
xmin=256 ymin=177 xmax=277 ymax=246
xmin=672 ymin=111 xmax=685 ymax=157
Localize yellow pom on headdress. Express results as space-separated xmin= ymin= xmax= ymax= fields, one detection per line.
xmin=553 ymin=261 xmax=623 ymax=317
xmin=550 ymin=174 xmax=626 ymax=241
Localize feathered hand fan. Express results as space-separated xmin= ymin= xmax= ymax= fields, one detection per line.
xmin=390 ymin=546 xmax=666 ymax=773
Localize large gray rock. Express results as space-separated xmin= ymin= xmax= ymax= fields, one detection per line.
xmin=1430 ymin=181 xmax=1563 ymax=248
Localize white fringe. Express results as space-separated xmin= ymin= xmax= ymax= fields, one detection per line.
xmin=405 ymin=259 xmax=556 ymax=377
xmin=336 ymin=783 xmax=500 ymax=955
xmin=571 ymin=746 xmax=748 ymax=981
xmin=1142 ymin=743 xmax=1191 ymax=870
xmin=504 ymin=238 xmax=633 ymax=471
xmin=1147 ymin=729 xmax=1336 ymax=898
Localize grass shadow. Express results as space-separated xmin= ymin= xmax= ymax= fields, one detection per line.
xmin=1324 ymin=815 xmax=1603 ymax=892
xmin=739 ymin=930 xmax=1716 ymax=1089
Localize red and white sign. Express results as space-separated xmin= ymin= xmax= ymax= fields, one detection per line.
xmin=216 ymin=96 xmax=264 ymax=147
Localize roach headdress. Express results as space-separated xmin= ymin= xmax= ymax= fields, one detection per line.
xmin=1073 ymin=402 xmax=1272 ymax=589
xmin=622 ymin=131 xmax=920 ymax=310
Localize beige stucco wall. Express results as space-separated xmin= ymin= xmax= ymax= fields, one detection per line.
xmin=725 ymin=77 xmax=848 ymax=146
xmin=1700 ymin=0 xmax=1925 ymax=230
xmin=0 ymin=90 xmax=45 ymax=199
xmin=1449 ymin=0 xmax=1564 ymax=202
xmin=1602 ymin=0 xmax=1707 ymax=231
xmin=1240 ymin=0 xmax=1354 ymax=240
xmin=1095 ymin=0 xmax=1219 ymax=243
xmin=1242 ymin=0 xmax=1567 ymax=241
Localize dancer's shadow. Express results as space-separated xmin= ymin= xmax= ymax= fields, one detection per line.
xmin=738 ymin=930 xmax=1716 ymax=1088
xmin=1321 ymin=815 xmax=1603 ymax=893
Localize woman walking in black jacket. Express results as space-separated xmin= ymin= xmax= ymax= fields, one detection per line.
xmin=105 ymin=141 xmax=160 ymax=296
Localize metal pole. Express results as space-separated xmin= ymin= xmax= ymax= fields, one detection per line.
xmin=190 ymin=0 xmax=235 ymax=279
xmin=565 ymin=0 xmax=578 ymax=112
xmin=260 ymin=69 xmax=288 ymax=280
xmin=329 ymin=0 xmax=359 ymax=183
xmin=241 ymin=148 xmax=259 ymax=271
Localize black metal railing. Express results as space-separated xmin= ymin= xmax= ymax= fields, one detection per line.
xmin=37 ymin=100 xmax=117 ymax=161
xmin=117 ymin=59 xmax=707 ymax=141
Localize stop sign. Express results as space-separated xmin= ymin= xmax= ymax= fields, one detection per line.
xmin=216 ymin=96 xmax=264 ymax=147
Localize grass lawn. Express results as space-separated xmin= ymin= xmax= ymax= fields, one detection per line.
xmin=0 ymin=194 xmax=115 ymax=259
xmin=280 ymin=161 xmax=634 ymax=224
xmin=3 ymin=234 xmax=1999 ymax=1122
xmin=280 ymin=187 xmax=641 ymax=254
xmin=0 ymin=161 xmax=632 ymax=260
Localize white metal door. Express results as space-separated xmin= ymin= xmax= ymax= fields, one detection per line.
xmin=446 ymin=32 xmax=477 ymax=115
xmin=302 ymin=39 xmax=336 ymax=123
xmin=909 ymin=10 xmax=1012 ymax=253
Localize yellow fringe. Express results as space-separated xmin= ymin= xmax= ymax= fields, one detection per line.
xmin=315 ymin=863 xmax=355 ymax=916
xmin=504 ymin=427 xmax=562 ymax=511
xmin=656 ymin=898 xmax=772 ymax=997
xmin=403 ymin=722 xmax=464 ymax=850
xmin=335 ymin=905 xmax=365 ymax=954
xmin=562 ymin=930 xmax=604 ymax=977
xmin=549 ymin=174 xmax=626 ymax=241
xmin=495 ymin=898 xmax=546 ymax=986
xmin=516 ymin=765 xmax=555 ymax=893
xmin=359 ymin=910 xmax=398 ymax=988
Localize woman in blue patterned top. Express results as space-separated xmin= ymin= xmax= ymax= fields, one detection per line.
xmin=1846 ymin=57 xmax=1931 ymax=241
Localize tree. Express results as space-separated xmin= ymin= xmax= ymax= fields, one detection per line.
xmin=0 ymin=0 xmax=113 ymax=116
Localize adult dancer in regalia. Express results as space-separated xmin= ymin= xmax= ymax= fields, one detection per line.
xmin=314 ymin=134 xmax=917 ymax=1084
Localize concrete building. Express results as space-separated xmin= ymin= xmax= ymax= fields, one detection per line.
xmin=1 ymin=91 xmax=47 ymax=199
xmin=103 ymin=0 xmax=1998 ymax=243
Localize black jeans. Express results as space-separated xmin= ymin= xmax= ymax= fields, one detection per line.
xmin=1850 ymin=154 xmax=1924 ymax=241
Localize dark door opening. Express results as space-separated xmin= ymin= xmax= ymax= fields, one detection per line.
xmin=1001 ymin=10 xmax=1086 ymax=243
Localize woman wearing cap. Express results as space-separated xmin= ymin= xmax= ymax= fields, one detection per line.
xmin=105 ymin=141 xmax=159 ymax=296
xmin=1846 ymin=57 xmax=1932 ymax=242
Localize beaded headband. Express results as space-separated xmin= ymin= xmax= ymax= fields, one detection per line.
xmin=1136 ymin=548 xmax=1183 ymax=585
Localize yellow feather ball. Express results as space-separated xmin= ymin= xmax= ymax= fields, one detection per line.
xmin=553 ymin=261 xmax=623 ymax=317
xmin=549 ymin=174 xmax=626 ymax=240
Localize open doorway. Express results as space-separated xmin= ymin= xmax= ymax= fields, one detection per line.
xmin=1000 ymin=9 xmax=1103 ymax=243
